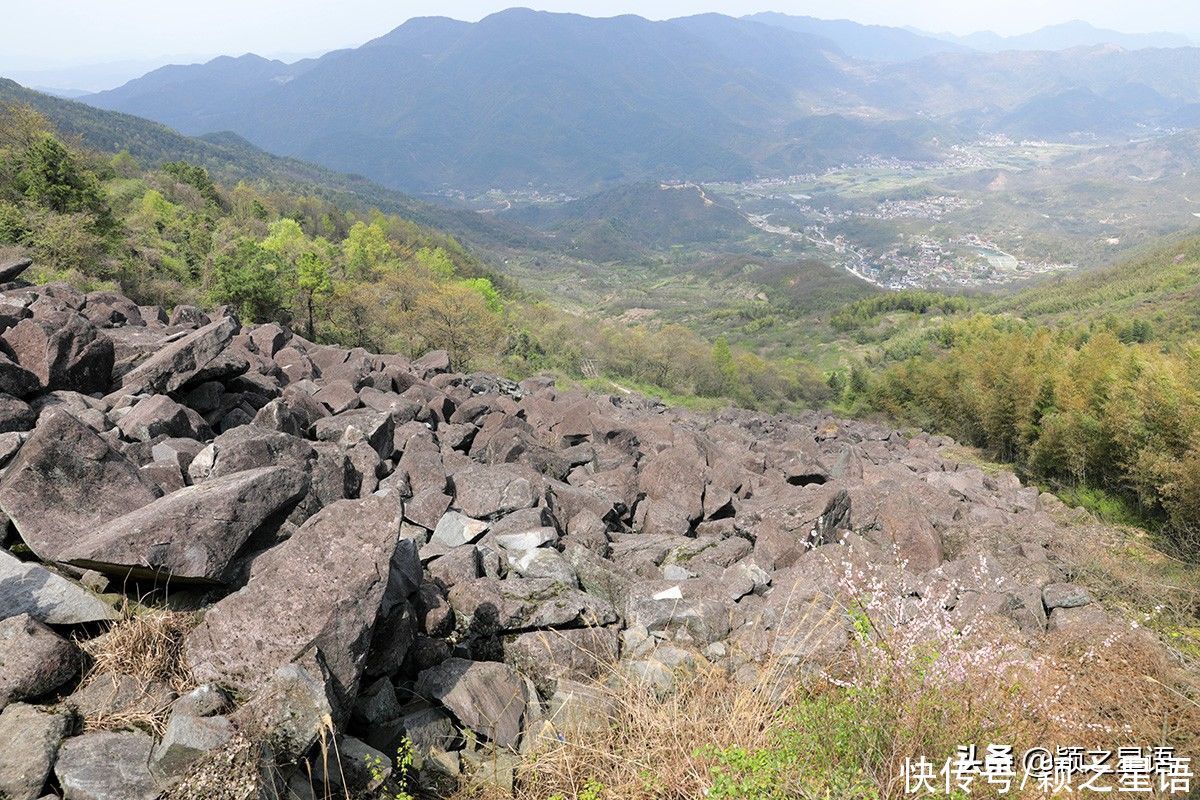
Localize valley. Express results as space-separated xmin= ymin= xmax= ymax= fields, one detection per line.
xmin=5 ymin=7 xmax=1200 ymax=799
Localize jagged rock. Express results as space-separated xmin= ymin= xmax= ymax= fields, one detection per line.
xmin=0 ymin=551 xmax=117 ymax=625
xmin=1043 ymin=582 xmax=1093 ymax=610
xmin=171 ymin=684 xmax=231 ymax=718
xmin=0 ymin=410 xmax=160 ymax=560
xmin=119 ymin=315 xmax=237 ymax=395
xmin=415 ymin=658 xmax=527 ymax=749
xmin=150 ymin=712 xmax=235 ymax=779
xmin=199 ymin=424 xmax=316 ymax=480
xmin=55 ymin=730 xmax=159 ymax=800
xmin=2 ymin=312 xmax=114 ymax=394
xmin=116 ymin=393 xmax=211 ymax=442
xmin=186 ymin=492 xmax=410 ymax=718
xmin=313 ymin=408 xmax=394 ymax=458
xmin=0 ymin=353 xmax=39 ymax=398
xmin=0 ymin=703 xmax=69 ymax=800
xmin=0 ymin=256 xmax=32 ymax=282
xmin=447 ymin=577 xmax=617 ymax=632
xmin=429 ymin=511 xmax=490 ymax=550
xmin=452 ymin=463 xmax=539 ymax=519
xmin=504 ymin=627 xmax=619 ymax=693
xmin=60 ymin=466 xmax=308 ymax=581
xmin=0 ymin=614 xmax=78 ymax=710
xmin=229 ymin=662 xmax=332 ymax=760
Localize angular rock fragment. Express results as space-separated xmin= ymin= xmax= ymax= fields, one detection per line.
xmin=60 ymin=466 xmax=307 ymax=581
xmin=0 ymin=411 xmax=159 ymax=560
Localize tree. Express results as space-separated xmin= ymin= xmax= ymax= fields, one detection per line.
xmin=13 ymin=135 xmax=115 ymax=234
xmin=210 ymin=238 xmax=285 ymax=322
xmin=297 ymin=250 xmax=332 ymax=340
xmin=342 ymin=221 xmax=391 ymax=278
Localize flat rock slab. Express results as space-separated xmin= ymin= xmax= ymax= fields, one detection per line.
xmin=186 ymin=492 xmax=409 ymax=716
xmin=0 ymin=703 xmax=69 ymax=800
xmin=119 ymin=315 xmax=237 ymax=395
xmin=54 ymin=730 xmax=159 ymax=800
xmin=0 ymin=410 xmax=160 ymax=560
xmin=0 ymin=551 xmax=117 ymax=625
xmin=60 ymin=466 xmax=307 ymax=581
xmin=415 ymin=657 xmax=527 ymax=749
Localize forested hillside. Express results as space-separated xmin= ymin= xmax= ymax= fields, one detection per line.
xmin=0 ymin=101 xmax=834 ymax=411
xmin=834 ymin=236 xmax=1200 ymax=552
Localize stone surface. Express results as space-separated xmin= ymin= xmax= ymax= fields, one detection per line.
xmin=150 ymin=712 xmax=235 ymax=779
xmin=3 ymin=312 xmax=114 ymax=394
xmin=0 ymin=703 xmax=69 ymax=800
xmin=54 ymin=730 xmax=160 ymax=800
xmin=415 ymin=658 xmax=528 ymax=749
xmin=0 ymin=551 xmax=117 ymax=625
xmin=119 ymin=315 xmax=237 ymax=395
xmin=0 ymin=410 xmax=160 ymax=560
xmin=60 ymin=466 xmax=307 ymax=581
xmin=186 ymin=493 xmax=410 ymax=718
xmin=0 ymin=614 xmax=78 ymax=710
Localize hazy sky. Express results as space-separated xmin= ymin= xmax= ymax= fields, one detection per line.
xmin=5 ymin=0 xmax=1199 ymax=71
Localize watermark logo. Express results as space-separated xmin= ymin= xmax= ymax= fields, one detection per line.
xmin=903 ymin=746 xmax=1192 ymax=795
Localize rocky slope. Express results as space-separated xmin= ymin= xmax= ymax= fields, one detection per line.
xmin=0 ymin=253 xmax=1158 ymax=799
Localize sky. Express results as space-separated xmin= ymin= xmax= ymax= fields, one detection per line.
xmin=4 ymin=0 xmax=1199 ymax=85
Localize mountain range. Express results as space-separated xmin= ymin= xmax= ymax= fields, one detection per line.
xmin=66 ymin=10 xmax=1200 ymax=194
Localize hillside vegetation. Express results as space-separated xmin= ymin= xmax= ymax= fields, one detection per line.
xmin=835 ymin=236 xmax=1200 ymax=553
xmin=0 ymin=102 xmax=836 ymax=412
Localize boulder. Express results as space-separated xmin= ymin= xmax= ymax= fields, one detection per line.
xmin=150 ymin=712 xmax=235 ymax=779
xmin=185 ymin=492 xmax=411 ymax=718
xmin=0 ymin=551 xmax=117 ymax=625
xmin=447 ymin=577 xmax=617 ymax=633
xmin=452 ymin=463 xmax=539 ymax=519
xmin=0 ymin=411 xmax=160 ymax=560
xmin=0 ymin=614 xmax=78 ymax=710
xmin=0 ymin=703 xmax=69 ymax=800
xmin=504 ymin=627 xmax=619 ymax=692
xmin=0 ymin=255 xmax=32 ymax=282
xmin=55 ymin=730 xmax=159 ymax=800
xmin=60 ymin=466 xmax=308 ymax=581
xmin=415 ymin=658 xmax=527 ymax=749
xmin=116 ymin=393 xmax=211 ymax=442
xmin=2 ymin=312 xmax=114 ymax=394
xmin=119 ymin=315 xmax=237 ymax=395
xmin=1042 ymin=582 xmax=1093 ymax=610
xmin=0 ymin=393 xmax=34 ymax=432
xmin=0 ymin=353 xmax=39 ymax=398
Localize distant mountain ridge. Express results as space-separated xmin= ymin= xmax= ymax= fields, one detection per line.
xmin=919 ymin=20 xmax=1192 ymax=52
xmin=74 ymin=9 xmax=1200 ymax=193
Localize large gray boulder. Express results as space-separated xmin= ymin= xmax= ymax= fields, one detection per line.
xmin=54 ymin=730 xmax=160 ymax=800
xmin=0 ymin=551 xmax=117 ymax=625
xmin=0 ymin=352 xmax=39 ymax=398
xmin=415 ymin=658 xmax=528 ymax=749
xmin=59 ymin=466 xmax=308 ymax=581
xmin=0 ymin=614 xmax=78 ymax=710
xmin=2 ymin=312 xmax=114 ymax=394
xmin=185 ymin=492 xmax=411 ymax=718
xmin=115 ymin=394 xmax=210 ymax=442
xmin=119 ymin=315 xmax=237 ymax=395
xmin=447 ymin=577 xmax=617 ymax=633
xmin=0 ymin=410 xmax=160 ymax=560
xmin=0 ymin=703 xmax=69 ymax=800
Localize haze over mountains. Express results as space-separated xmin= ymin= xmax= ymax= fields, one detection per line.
xmin=75 ymin=9 xmax=1200 ymax=196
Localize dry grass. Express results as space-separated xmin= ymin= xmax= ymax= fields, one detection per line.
xmin=440 ymin=534 xmax=1200 ymax=800
xmin=75 ymin=602 xmax=199 ymax=733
